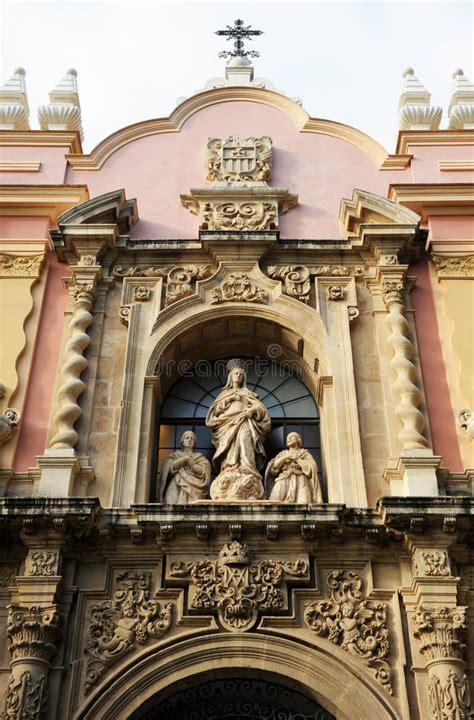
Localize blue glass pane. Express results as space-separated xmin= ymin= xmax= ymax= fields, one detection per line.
xmin=161 ymin=397 xmax=198 ymax=418
xmin=282 ymin=396 xmax=318 ymax=418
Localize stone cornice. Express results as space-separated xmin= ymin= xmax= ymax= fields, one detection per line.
xmin=388 ymin=183 xmax=474 ymax=213
xmin=0 ymin=129 xmax=82 ymax=154
xmin=396 ymin=129 xmax=474 ymax=155
xmin=0 ymin=162 xmax=41 ymax=172
xmin=0 ymin=184 xmax=89 ymax=220
xmin=64 ymin=86 xmax=408 ymax=171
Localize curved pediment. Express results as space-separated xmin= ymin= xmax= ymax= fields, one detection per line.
xmin=66 ymin=85 xmax=407 ymax=171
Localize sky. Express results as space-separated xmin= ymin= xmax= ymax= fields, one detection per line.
xmin=1 ymin=0 xmax=472 ymax=153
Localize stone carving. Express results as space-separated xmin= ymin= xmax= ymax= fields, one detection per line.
xmin=0 ymin=409 xmax=20 ymax=447
xmin=429 ymin=670 xmax=472 ymax=720
xmin=6 ymin=605 xmax=61 ymax=662
xmin=0 ymin=566 xmax=18 ymax=588
xmin=1 ymin=671 xmax=48 ymax=720
xmin=413 ymin=606 xmax=467 ymax=661
xmin=304 ymin=570 xmax=392 ymax=693
xmin=0 ymin=254 xmax=43 ymax=277
xmin=206 ymin=363 xmax=271 ymax=500
xmin=160 ymin=431 xmax=211 ymax=503
xmin=84 ymin=571 xmax=172 ymax=693
xmin=113 ymin=264 xmax=211 ymax=305
xmin=206 ymin=136 xmax=273 ymax=184
xmin=165 ymin=265 xmax=211 ymax=305
xmin=327 ymin=285 xmax=345 ymax=301
xmin=78 ymin=255 xmax=98 ymax=267
xmin=267 ymin=265 xmax=311 ymax=302
xmin=382 ymin=277 xmax=428 ymax=450
xmin=49 ymin=280 xmax=96 ymax=449
xmin=432 ymin=255 xmax=474 ymax=278
xmin=380 ymin=255 xmax=398 ymax=265
xmin=420 ymin=550 xmax=449 ymax=577
xmin=457 ymin=408 xmax=474 ymax=440
xmin=266 ymin=264 xmax=364 ymax=303
xmin=210 ymin=273 xmax=268 ymax=305
xmin=25 ymin=551 xmax=59 ymax=577
xmin=133 ymin=286 xmax=151 ymax=301
xmin=169 ymin=541 xmax=308 ymax=632
xmin=265 ymin=432 xmax=323 ymax=504
xmin=201 ymin=200 xmax=277 ymax=231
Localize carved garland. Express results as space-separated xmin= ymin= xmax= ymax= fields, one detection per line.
xmin=84 ymin=571 xmax=172 ymax=693
xmin=432 ymin=255 xmax=474 ymax=278
xmin=0 ymin=254 xmax=44 ymax=277
xmin=304 ymin=570 xmax=392 ymax=693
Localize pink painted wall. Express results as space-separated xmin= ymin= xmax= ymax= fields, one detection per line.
xmin=410 ymin=259 xmax=463 ymax=471
xmin=0 ymin=145 xmax=70 ymax=184
xmin=0 ymin=216 xmax=50 ymax=238
xmin=13 ymin=249 xmax=70 ymax=471
xmin=66 ymin=102 xmax=417 ymax=239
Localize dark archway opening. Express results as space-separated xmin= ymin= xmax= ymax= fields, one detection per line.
xmin=131 ymin=676 xmax=335 ymax=720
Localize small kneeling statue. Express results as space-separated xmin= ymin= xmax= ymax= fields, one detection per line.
xmin=265 ymin=432 xmax=323 ymax=504
xmin=160 ymin=431 xmax=211 ymax=503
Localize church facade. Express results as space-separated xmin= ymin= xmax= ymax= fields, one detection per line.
xmin=0 ymin=32 xmax=473 ymax=720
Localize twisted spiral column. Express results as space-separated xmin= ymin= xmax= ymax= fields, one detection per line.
xmin=49 ymin=282 xmax=95 ymax=450
xmin=383 ymin=280 xmax=428 ymax=451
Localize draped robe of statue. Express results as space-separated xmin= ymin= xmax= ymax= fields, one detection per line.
xmin=265 ymin=432 xmax=323 ymax=504
xmin=206 ymin=367 xmax=271 ymax=500
xmin=161 ymin=431 xmax=211 ymax=503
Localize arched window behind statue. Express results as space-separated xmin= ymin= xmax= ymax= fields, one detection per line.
xmin=155 ymin=358 xmax=322 ymax=500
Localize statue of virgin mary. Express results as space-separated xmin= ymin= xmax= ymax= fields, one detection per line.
xmin=206 ymin=360 xmax=271 ymax=500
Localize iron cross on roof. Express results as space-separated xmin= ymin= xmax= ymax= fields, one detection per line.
xmin=215 ymin=19 xmax=263 ymax=60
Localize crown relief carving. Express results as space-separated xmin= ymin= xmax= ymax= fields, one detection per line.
xmin=167 ymin=541 xmax=309 ymax=632
xmin=181 ymin=136 xmax=298 ymax=232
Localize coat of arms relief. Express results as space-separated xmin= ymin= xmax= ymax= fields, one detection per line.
xmin=181 ymin=135 xmax=297 ymax=232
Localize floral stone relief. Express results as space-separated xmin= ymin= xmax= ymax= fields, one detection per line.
xmin=84 ymin=571 xmax=172 ymax=693
xmin=304 ymin=570 xmax=392 ymax=693
xmin=167 ymin=541 xmax=309 ymax=632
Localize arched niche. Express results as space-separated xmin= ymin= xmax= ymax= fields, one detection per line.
xmin=72 ymin=632 xmax=402 ymax=720
xmin=111 ymin=271 xmax=366 ymax=508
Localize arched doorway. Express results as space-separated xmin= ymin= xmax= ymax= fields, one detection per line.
xmin=132 ymin=676 xmax=335 ymax=720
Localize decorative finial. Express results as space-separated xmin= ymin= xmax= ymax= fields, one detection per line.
xmin=0 ymin=67 xmax=30 ymax=130
xmin=38 ymin=68 xmax=84 ymax=140
xmin=215 ymin=19 xmax=263 ymax=61
xmin=398 ymin=68 xmax=442 ymax=130
xmin=448 ymin=68 xmax=474 ymax=129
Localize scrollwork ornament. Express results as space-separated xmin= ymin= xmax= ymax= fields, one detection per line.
xmin=202 ymin=200 xmax=277 ymax=231
xmin=266 ymin=265 xmax=311 ymax=302
xmin=429 ymin=670 xmax=472 ymax=720
xmin=165 ymin=265 xmax=211 ymax=305
xmin=382 ymin=279 xmax=404 ymax=307
xmin=72 ymin=282 xmax=96 ymax=307
xmin=327 ymin=285 xmax=345 ymax=301
xmin=6 ymin=605 xmax=61 ymax=662
xmin=211 ymin=273 xmax=268 ymax=304
xmin=0 ymin=671 xmax=48 ymax=720
xmin=84 ymin=571 xmax=172 ymax=693
xmin=413 ymin=605 xmax=467 ymax=662
xmin=421 ymin=551 xmax=449 ymax=577
xmin=0 ymin=254 xmax=44 ymax=277
xmin=432 ymin=255 xmax=474 ymax=278
xmin=25 ymin=551 xmax=59 ymax=577
xmin=304 ymin=570 xmax=392 ymax=693
xmin=169 ymin=542 xmax=308 ymax=632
